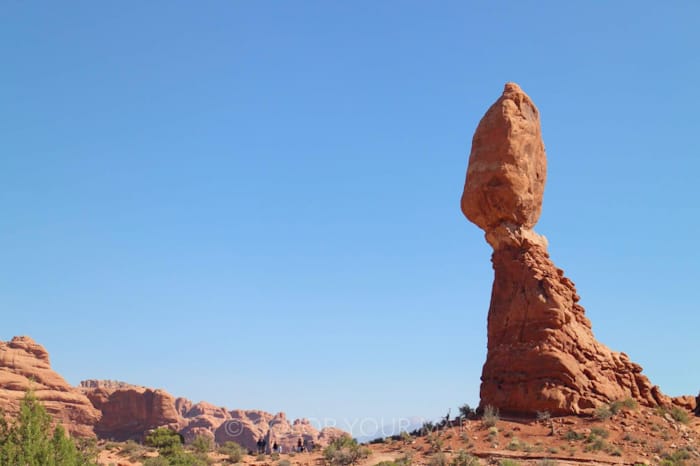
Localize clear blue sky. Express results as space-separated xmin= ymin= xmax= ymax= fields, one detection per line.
xmin=2 ymin=2 xmax=699 ymax=435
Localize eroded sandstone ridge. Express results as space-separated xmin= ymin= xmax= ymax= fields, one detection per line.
xmin=79 ymin=380 xmax=345 ymax=450
xmin=461 ymin=83 xmax=668 ymax=415
xmin=0 ymin=336 xmax=100 ymax=436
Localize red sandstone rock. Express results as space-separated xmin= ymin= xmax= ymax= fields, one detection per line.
xmin=80 ymin=381 xmax=181 ymax=441
xmin=0 ymin=337 xmax=100 ymax=437
xmin=672 ymin=395 xmax=697 ymax=412
xmin=462 ymin=82 xmax=546 ymax=234
xmin=80 ymin=381 xmax=346 ymax=450
xmin=461 ymin=83 xmax=668 ymax=415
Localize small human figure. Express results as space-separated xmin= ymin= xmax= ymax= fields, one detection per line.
xmin=273 ymin=442 xmax=279 ymax=453
xmin=256 ymin=437 xmax=263 ymax=454
xmin=297 ymin=438 xmax=303 ymax=453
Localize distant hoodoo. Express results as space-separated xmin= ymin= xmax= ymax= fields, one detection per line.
xmin=462 ymin=83 xmax=667 ymax=415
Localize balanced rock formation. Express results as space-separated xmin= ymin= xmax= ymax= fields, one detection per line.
xmin=0 ymin=336 xmax=101 ymax=436
xmin=461 ymin=83 xmax=668 ymax=415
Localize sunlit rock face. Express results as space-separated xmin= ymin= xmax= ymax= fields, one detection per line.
xmin=461 ymin=83 xmax=667 ymax=415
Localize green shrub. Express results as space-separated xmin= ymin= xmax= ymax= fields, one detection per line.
xmin=499 ymin=460 xmax=519 ymax=466
xmin=506 ymin=436 xmax=520 ymax=451
xmin=449 ymin=450 xmax=479 ymax=466
xmin=143 ymin=458 xmax=171 ymax=466
xmin=427 ymin=433 xmax=443 ymax=452
xmin=563 ymin=430 xmax=585 ymax=441
xmin=670 ymin=406 xmax=690 ymax=424
xmin=144 ymin=428 xmax=208 ymax=465
xmin=589 ymin=427 xmax=609 ymax=439
xmin=145 ymin=428 xmax=182 ymax=453
xmin=0 ymin=389 xmax=96 ymax=465
xmin=190 ymin=434 xmax=212 ymax=454
xmin=594 ymin=405 xmax=613 ymax=420
xmin=278 ymin=460 xmax=292 ymax=466
xmin=323 ymin=435 xmax=370 ymax=466
xmin=218 ymin=441 xmax=243 ymax=463
xmin=660 ymin=448 xmax=692 ymax=466
xmin=458 ymin=404 xmax=475 ymax=419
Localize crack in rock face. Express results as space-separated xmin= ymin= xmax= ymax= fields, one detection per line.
xmin=461 ymin=83 xmax=667 ymax=416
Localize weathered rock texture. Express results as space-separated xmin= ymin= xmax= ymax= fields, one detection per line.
xmin=461 ymin=83 xmax=668 ymax=415
xmin=80 ymin=380 xmax=181 ymax=441
xmin=0 ymin=337 xmax=101 ymax=436
xmin=79 ymin=380 xmax=345 ymax=450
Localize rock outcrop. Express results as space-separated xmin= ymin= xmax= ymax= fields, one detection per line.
xmin=79 ymin=380 xmax=182 ymax=441
xmin=0 ymin=336 xmax=101 ymax=436
xmin=461 ymin=83 xmax=668 ymax=415
xmin=0 ymin=338 xmax=346 ymax=444
xmin=80 ymin=380 xmax=345 ymax=450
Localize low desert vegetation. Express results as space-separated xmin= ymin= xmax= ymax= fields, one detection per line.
xmin=373 ymin=453 xmax=412 ymax=466
xmin=143 ymin=427 xmax=208 ymax=465
xmin=660 ymin=448 xmax=692 ymax=466
xmin=323 ymin=435 xmax=371 ymax=466
xmin=481 ymin=405 xmax=499 ymax=427
xmin=499 ymin=460 xmax=519 ymax=466
xmin=427 ymin=452 xmax=447 ymax=466
xmin=450 ymin=449 xmax=480 ymax=466
xmin=595 ymin=397 xmax=639 ymax=420
xmin=189 ymin=434 xmax=212 ymax=454
xmin=0 ymin=389 xmax=97 ymax=465
xmin=458 ymin=404 xmax=476 ymax=420
xmin=218 ymin=441 xmax=244 ymax=463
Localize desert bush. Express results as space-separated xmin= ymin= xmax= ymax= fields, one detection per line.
xmin=143 ymin=457 xmax=171 ymax=466
xmin=486 ymin=426 xmax=498 ymax=441
xmin=278 ymin=460 xmax=292 ymax=466
xmin=450 ymin=449 xmax=480 ymax=466
xmin=583 ymin=435 xmax=606 ymax=452
xmin=506 ymin=437 xmax=520 ymax=451
xmin=0 ymin=389 xmax=96 ymax=465
xmin=594 ymin=405 xmax=613 ymax=420
xmin=427 ymin=452 xmax=447 ymax=466
xmin=536 ymin=411 xmax=551 ymax=422
xmin=499 ymin=460 xmax=519 ymax=466
xmin=589 ymin=427 xmax=609 ymax=439
xmin=670 ymin=406 xmax=690 ymax=424
xmin=190 ymin=435 xmax=212 ymax=454
xmin=419 ymin=421 xmax=436 ymax=436
xmin=374 ymin=454 xmax=413 ymax=466
xmin=660 ymin=448 xmax=692 ymax=466
xmin=481 ymin=405 xmax=499 ymax=427
xmin=563 ymin=430 xmax=585 ymax=441
xmin=144 ymin=428 xmax=208 ymax=465
xmin=145 ymin=428 xmax=182 ymax=453
xmin=323 ymin=435 xmax=371 ymax=466
xmin=427 ymin=433 xmax=443 ymax=452
xmin=458 ymin=404 xmax=475 ymax=420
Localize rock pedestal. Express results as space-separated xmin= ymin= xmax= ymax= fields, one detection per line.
xmin=461 ymin=83 xmax=667 ymax=415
